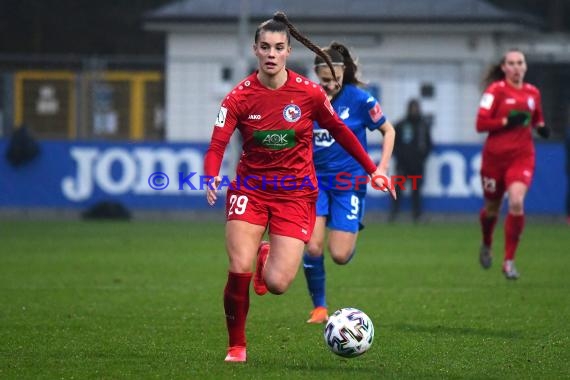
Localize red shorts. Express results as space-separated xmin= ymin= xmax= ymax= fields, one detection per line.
xmin=480 ymin=154 xmax=535 ymax=200
xmin=225 ymin=188 xmax=316 ymax=243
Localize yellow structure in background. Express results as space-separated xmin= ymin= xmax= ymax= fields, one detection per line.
xmin=14 ymin=71 xmax=77 ymax=138
xmin=13 ymin=70 xmax=163 ymax=140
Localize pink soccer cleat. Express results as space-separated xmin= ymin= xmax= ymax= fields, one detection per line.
xmin=253 ymin=241 xmax=270 ymax=296
xmin=224 ymin=346 xmax=247 ymax=362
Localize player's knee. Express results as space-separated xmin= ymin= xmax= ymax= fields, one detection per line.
xmin=265 ymin=274 xmax=294 ymax=295
xmin=306 ymin=241 xmax=324 ymax=256
xmin=331 ymin=256 xmax=350 ymax=265
xmin=508 ymin=199 xmax=524 ymax=214
xmin=228 ymin=257 xmax=252 ymax=273
xmin=329 ymin=248 xmax=353 ymax=265
xmin=484 ymin=201 xmax=501 ymax=216
xmin=266 ymin=281 xmax=289 ymax=295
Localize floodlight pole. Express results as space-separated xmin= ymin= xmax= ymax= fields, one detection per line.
xmin=227 ymin=0 xmax=250 ymax=172
xmin=237 ymin=0 xmax=250 ymax=80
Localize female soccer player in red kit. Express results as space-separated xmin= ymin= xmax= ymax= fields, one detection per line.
xmin=204 ymin=12 xmax=394 ymax=362
xmin=476 ymin=49 xmax=550 ymax=280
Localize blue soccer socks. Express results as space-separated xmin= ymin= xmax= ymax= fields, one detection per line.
xmin=303 ymin=253 xmax=326 ymax=308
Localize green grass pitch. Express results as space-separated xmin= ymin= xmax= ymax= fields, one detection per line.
xmin=0 ymin=220 xmax=569 ymax=379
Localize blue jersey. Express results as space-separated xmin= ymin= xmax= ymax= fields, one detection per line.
xmin=313 ymin=84 xmax=386 ymax=191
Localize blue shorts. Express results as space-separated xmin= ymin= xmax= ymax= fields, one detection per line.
xmin=316 ymin=189 xmax=366 ymax=233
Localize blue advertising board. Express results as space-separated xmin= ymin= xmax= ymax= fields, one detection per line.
xmin=0 ymin=139 xmax=566 ymax=214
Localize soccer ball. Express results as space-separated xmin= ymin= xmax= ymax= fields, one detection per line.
xmin=323 ymin=307 xmax=374 ymax=358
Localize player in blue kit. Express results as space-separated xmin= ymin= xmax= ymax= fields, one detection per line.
xmin=303 ymin=42 xmax=396 ymax=323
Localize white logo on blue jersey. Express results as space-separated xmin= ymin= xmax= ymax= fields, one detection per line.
xmin=314 ymin=129 xmax=335 ymax=147
xmin=338 ymin=106 xmax=350 ymax=120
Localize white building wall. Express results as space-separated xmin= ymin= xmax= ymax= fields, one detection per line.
xmin=166 ymin=34 xmax=238 ymax=141
xmin=165 ymin=29 xmax=498 ymax=143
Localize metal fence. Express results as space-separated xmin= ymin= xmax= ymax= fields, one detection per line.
xmin=0 ymin=54 xmax=165 ymax=141
xmin=1 ymin=54 xmax=568 ymax=142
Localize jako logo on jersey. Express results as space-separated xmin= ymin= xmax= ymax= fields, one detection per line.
xmin=283 ymin=104 xmax=301 ymax=122
xmin=253 ymin=129 xmax=296 ymax=150
xmin=248 ymin=114 xmax=261 ymax=120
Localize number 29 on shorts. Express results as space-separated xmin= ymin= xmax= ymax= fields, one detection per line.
xmin=228 ymin=194 xmax=249 ymax=215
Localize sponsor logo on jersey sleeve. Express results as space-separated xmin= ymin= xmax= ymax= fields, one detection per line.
xmin=527 ymin=97 xmax=535 ymax=111
xmin=368 ymin=102 xmax=383 ymax=123
xmin=215 ymin=106 xmax=228 ymax=127
xmin=283 ymin=104 xmax=302 ymax=122
xmin=479 ymin=93 xmax=494 ymax=110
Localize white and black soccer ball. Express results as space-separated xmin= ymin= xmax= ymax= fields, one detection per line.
xmin=323 ymin=307 xmax=374 ymax=358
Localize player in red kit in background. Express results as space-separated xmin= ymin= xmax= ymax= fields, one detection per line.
xmin=476 ymin=49 xmax=550 ymax=280
xmin=204 ymin=12 xmax=395 ymax=362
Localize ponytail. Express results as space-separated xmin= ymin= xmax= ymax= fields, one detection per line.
xmin=272 ymin=12 xmax=340 ymax=87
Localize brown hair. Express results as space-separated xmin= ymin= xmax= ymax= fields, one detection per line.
xmin=255 ymin=14 xmax=290 ymax=44
xmin=314 ymin=41 xmax=365 ymax=87
xmin=256 ymin=12 xmax=340 ymax=86
xmin=482 ymin=48 xmax=525 ymax=88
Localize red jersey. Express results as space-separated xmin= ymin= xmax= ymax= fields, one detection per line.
xmin=204 ymin=70 xmax=376 ymax=200
xmin=476 ymin=80 xmax=544 ymax=160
